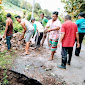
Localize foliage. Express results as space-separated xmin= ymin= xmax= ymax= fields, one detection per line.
xmin=58 ymin=16 xmax=64 ymax=24
xmin=27 ymin=12 xmax=32 ymax=21
xmin=0 ymin=51 xmax=12 ymax=68
xmin=13 ymin=21 xmax=23 ymax=33
xmin=0 ymin=0 xmax=2 ymax=4
xmin=6 ymin=0 xmax=32 ymax=11
xmin=43 ymin=9 xmax=51 ymax=16
xmin=61 ymin=0 xmax=85 ymax=19
xmin=0 ymin=10 xmax=23 ymax=33
xmin=34 ymin=3 xmax=41 ymax=14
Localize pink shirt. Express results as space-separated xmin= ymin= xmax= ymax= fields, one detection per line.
xmin=61 ymin=20 xmax=78 ymax=47
xmin=46 ymin=19 xmax=61 ymax=39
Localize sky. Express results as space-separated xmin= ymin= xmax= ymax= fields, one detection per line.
xmin=27 ymin=0 xmax=65 ymax=15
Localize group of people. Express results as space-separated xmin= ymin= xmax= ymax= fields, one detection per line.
xmin=3 ymin=11 xmax=85 ymax=69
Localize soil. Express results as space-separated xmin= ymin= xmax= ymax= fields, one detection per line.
xmin=0 ymin=68 xmax=42 ymax=85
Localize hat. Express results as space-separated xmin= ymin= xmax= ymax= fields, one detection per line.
xmin=77 ymin=12 xmax=85 ymax=17
xmin=31 ymin=18 xmax=35 ymax=22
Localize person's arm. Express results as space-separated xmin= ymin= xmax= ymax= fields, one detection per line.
xmin=3 ymin=20 xmax=9 ymax=38
xmin=57 ymin=33 xmax=65 ymax=47
xmin=20 ymin=22 xmax=27 ymax=39
xmin=47 ymin=26 xmax=60 ymax=32
xmin=76 ymin=33 xmax=80 ymax=48
xmin=21 ymin=22 xmax=26 ymax=34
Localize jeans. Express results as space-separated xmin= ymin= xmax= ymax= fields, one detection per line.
xmin=6 ymin=35 xmax=13 ymax=50
xmin=61 ymin=47 xmax=73 ymax=66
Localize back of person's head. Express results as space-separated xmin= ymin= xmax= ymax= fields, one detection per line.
xmin=7 ymin=13 xmax=11 ymax=18
xmin=15 ymin=15 xmax=21 ymax=19
xmin=53 ymin=11 xmax=59 ymax=16
xmin=78 ymin=12 xmax=85 ymax=18
xmin=65 ymin=15 xmax=71 ymax=20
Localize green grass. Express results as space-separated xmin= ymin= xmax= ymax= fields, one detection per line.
xmin=0 ymin=30 xmax=5 ymax=35
xmin=0 ymin=50 xmax=15 ymax=69
xmin=1 ymin=2 xmax=24 ymax=12
xmin=83 ymin=40 xmax=85 ymax=45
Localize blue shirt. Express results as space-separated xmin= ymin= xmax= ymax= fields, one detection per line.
xmin=76 ymin=19 xmax=85 ymax=33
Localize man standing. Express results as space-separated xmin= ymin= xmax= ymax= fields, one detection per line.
xmin=3 ymin=13 xmax=13 ymax=51
xmin=31 ymin=18 xmax=44 ymax=49
xmin=46 ymin=11 xmax=61 ymax=61
xmin=57 ymin=15 xmax=80 ymax=69
xmin=15 ymin=16 xmax=34 ymax=55
xmin=40 ymin=13 xmax=49 ymax=46
xmin=75 ymin=12 xmax=85 ymax=56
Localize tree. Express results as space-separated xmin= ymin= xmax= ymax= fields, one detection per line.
xmin=44 ymin=9 xmax=51 ymax=16
xmin=34 ymin=3 xmax=41 ymax=14
xmin=61 ymin=0 xmax=85 ymax=19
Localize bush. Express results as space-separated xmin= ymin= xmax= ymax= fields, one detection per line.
xmin=13 ymin=21 xmax=23 ymax=33
xmin=0 ymin=11 xmax=23 ymax=33
xmin=27 ymin=12 xmax=32 ymax=21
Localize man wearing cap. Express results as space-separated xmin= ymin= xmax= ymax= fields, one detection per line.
xmin=75 ymin=12 xmax=85 ymax=56
xmin=31 ymin=18 xmax=44 ymax=49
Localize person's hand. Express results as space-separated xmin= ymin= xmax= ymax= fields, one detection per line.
xmin=57 ymin=42 xmax=61 ymax=48
xmin=20 ymin=33 xmax=24 ymax=40
xmin=3 ymin=34 xmax=6 ymax=39
xmin=77 ymin=42 xmax=80 ymax=48
xmin=46 ymin=29 xmax=51 ymax=32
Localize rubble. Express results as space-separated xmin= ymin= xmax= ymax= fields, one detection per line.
xmin=0 ymin=32 xmax=25 ymax=52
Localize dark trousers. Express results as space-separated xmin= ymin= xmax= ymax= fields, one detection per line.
xmin=61 ymin=47 xmax=73 ymax=66
xmin=6 ymin=35 xmax=12 ymax=50
xmin=35 ymin=32 xmax=43 ymax=47
xmin=75 ymin=33 xmax=85 ymax=56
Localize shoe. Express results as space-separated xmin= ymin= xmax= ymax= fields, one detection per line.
xmin=67 ymin=62 xmax=70 ymax=66
xmin=57 ymin=65 xmax=66 ymax=69
xmin=75 ymin=54 xmax=79 ymax=56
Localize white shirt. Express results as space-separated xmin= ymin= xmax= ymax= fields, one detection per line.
xmin=34 ymin=21 xmax=44 ymax=32
xmin=21 ymin=19 xmax=34 ymax=32
xmin=46 ymin=19 xmax=61 ymax=39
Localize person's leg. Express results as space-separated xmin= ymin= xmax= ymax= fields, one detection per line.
xmin=6 ymin=36 xmax=11 ymax=50
xmin=49 ymin=39 xmax=58 ymax=61
xmin=37 ymin=32 xmax=43 ymax=47
xmin=25 ymin=42 xmax=30 ymax=54
xmin=35 ymin=33 xmax=39 ymax=48
xmin=75 ymin=33 xmax=84 ymax=56
xmin=41 ymin=33 xmax=46 ymax=46
xmin=25 ymin=31 xmax=34 ymax=54
xmin=67 ymin=47 xmax=73 ymax=65
xmin=47 ymin=33 xmax=50 ymax=47
xmin=57 ymin=47 xmax=67 ymax=69
xmin=49 ymin=51 xmax=55 ymax=60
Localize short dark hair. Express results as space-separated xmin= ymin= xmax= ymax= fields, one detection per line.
xmin=40 ymin=13 xmax=44 ymax=16
xmin=31 ymin=18 xmax=35 ymax=22
xmin=78 ymin=12 xmax=85 ymax=18
xmin=65 ymin=15 xmax=71 ymax=20
xmin=15 ymin=15 xmax=21 ymax=19
xmin=53 ymin=11 xmax=59 ymax=16
xmin=7 ymin=13 xmax=11 ymax=18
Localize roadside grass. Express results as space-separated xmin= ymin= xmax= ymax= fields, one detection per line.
xmin=1 ymin=2 xmax=24 ymax=12
xmin=83 ymin=40 xmax=85 ymax=45
xmin=0 ymin=50 xmax=16 ymax=69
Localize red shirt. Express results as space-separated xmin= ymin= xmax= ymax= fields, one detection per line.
xmin=61 ymin=20 xmax=78 ymax=47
